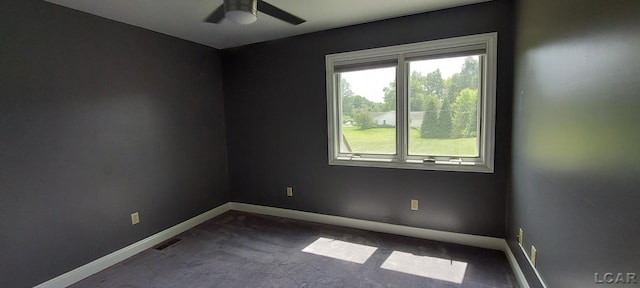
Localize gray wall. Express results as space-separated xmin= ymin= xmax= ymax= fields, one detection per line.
xmin=0 ymin=2 xmax=228 ymax=287
xmin=222 ymin=1 xmax=514 ymax=238
xmin=509 ymin=0 xmax=640 ymax=287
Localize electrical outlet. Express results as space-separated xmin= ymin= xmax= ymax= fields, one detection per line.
xmin=531 ymin=245 xmax=537 ymax=267
xmin=131 ymin=212 xmax=140 ymax=225
xmin=518 ymin=228 xmax=524 ymax=245
xmin=410 ymin=200 xmax=419 ymax=211
xmin=286 ymin=186 xmax=293 ymax=197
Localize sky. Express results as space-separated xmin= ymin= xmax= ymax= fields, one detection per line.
xmin=341 ymin=56 xmax=467 ymax=103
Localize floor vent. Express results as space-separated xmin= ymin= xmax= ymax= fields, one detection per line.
xmin=154 ymin=238 xmax=181 ymax=251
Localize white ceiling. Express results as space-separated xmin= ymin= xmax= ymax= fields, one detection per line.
xmin=45 ymin=0 xmax=490 ymax=49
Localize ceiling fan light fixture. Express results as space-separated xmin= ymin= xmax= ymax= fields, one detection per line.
xmin=224 ymin=0 xmax=258 ymax=25
xmin=225 ymin=10 xmax=257 ymax=24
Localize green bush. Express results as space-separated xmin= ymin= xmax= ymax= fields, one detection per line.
xmin=354 ymin=111 xmax=374 ymax=129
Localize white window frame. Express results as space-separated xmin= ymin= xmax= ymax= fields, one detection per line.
xmin=326 ymin=33 xmax=497 ymax=173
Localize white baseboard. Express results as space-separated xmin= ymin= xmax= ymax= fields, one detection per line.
xmin=517 ymin=242 xmax=548 ymax=288
xmin=35 ymin=201 xmax=531 ymax=288
xmin=33 ymin=203 xmax=231 ymax=288
xmin=229 ymin=202 xmax=505 ymax=250
xmin=503 ymin=241 xmax=531 ymax=288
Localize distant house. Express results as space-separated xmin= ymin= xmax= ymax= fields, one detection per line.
xmin=371 ymin=111 xmax=396 ymax=126
xmin=370 ymin=111 xmax=425 ymax=129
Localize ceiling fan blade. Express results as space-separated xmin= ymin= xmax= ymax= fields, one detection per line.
xmin=257 ymin=0 xmax=305 ymax=25
xmin=204 ymin=4 xmax=225 ymax=23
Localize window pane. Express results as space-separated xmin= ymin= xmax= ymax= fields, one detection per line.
xmin=338 ymin=67 xmax=396 ymax=155
xmin=408 ymin=56 xmax=481 ymax=157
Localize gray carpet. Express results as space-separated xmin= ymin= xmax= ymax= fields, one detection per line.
xmin=71 ymin=211 xmax=518 ymax=288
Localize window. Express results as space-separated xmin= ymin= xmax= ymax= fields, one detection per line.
xmin=326 ymin=33 xmax=497 ymax=173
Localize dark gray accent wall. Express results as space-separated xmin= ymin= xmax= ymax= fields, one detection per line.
xmin=509 ymin=0 xmax=640 ymax=287
xmin=0 ymin=2 xmax=228 ymax=287
xmin=222 ymin=1 xmax=514 ymax=238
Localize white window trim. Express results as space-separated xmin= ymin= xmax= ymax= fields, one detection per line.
xmin=326 ymin=32 xmax=497 ymax=173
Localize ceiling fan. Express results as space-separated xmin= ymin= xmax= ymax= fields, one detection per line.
xmin=205 ymin=0 xmax=306 ymax=25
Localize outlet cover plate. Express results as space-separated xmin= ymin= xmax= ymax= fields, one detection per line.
xmin=531 ymin=245 xmax=537 ymax=267
xmin=518 ymin=228 xmax=524 ymax=245
xmin=410 ymin=200 xmax=419 ymax=211
xmin=131 ymin=212 xmax=140 ymax=225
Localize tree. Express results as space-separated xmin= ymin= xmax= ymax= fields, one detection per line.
xmin=340 ymin=78 xmax=356 ymax=117
xmin=444 ymin=57 xmax=479 ymax=102
xmin=420 ymin=99 xmax=438 ymax=138
xmin=354 ymin=111 xmax=374 ymax=129
xmin=389 ymin=71 xmax=444 ymax=112
xmin=342 ymin=95 xmax=376 ymax=118
xmin=351 ymin=95 xmax=373 ymax=110
xmin=370 ymin=102 xmax=385 ymax=112
xmin=425 ymin=69 xmax=444 ymax=100
xmin=461 ymin=57 xmax=479 ymax=90
xmin=410 ymin=94 xmax=426 ymax=111
xmin=435 ymin=98 xmax=453 ymax=138
xmin=408 ymin=72 xmax=427 ymax=111
xmin=382 ymin=81 xmax=396 ymax=111
xmin=342 ymin=96 xmax=354 ymax=118
xmin=340 ymin=78 xmax=355 ymax=98
xmin=451 ymin=88 xmax=478 ymax=138
xmin=409 ymin=71 xmax=440 ymax=112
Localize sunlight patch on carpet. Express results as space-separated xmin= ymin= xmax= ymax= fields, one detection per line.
xmin=380 ymin=251 xmax=467 ymax=283
xmin=302 ymin=237 xmax=378 ymax=264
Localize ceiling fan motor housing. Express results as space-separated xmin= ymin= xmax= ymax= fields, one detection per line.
xmin=224 ymin=0 xmax=258 ymax=24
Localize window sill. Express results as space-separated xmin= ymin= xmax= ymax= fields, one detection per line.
xmin=329 ymin=158 xmax=494 ymax=173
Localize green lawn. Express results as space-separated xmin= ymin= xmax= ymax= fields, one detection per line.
xmin=342 ymin=126 xmax=478 ymax=156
